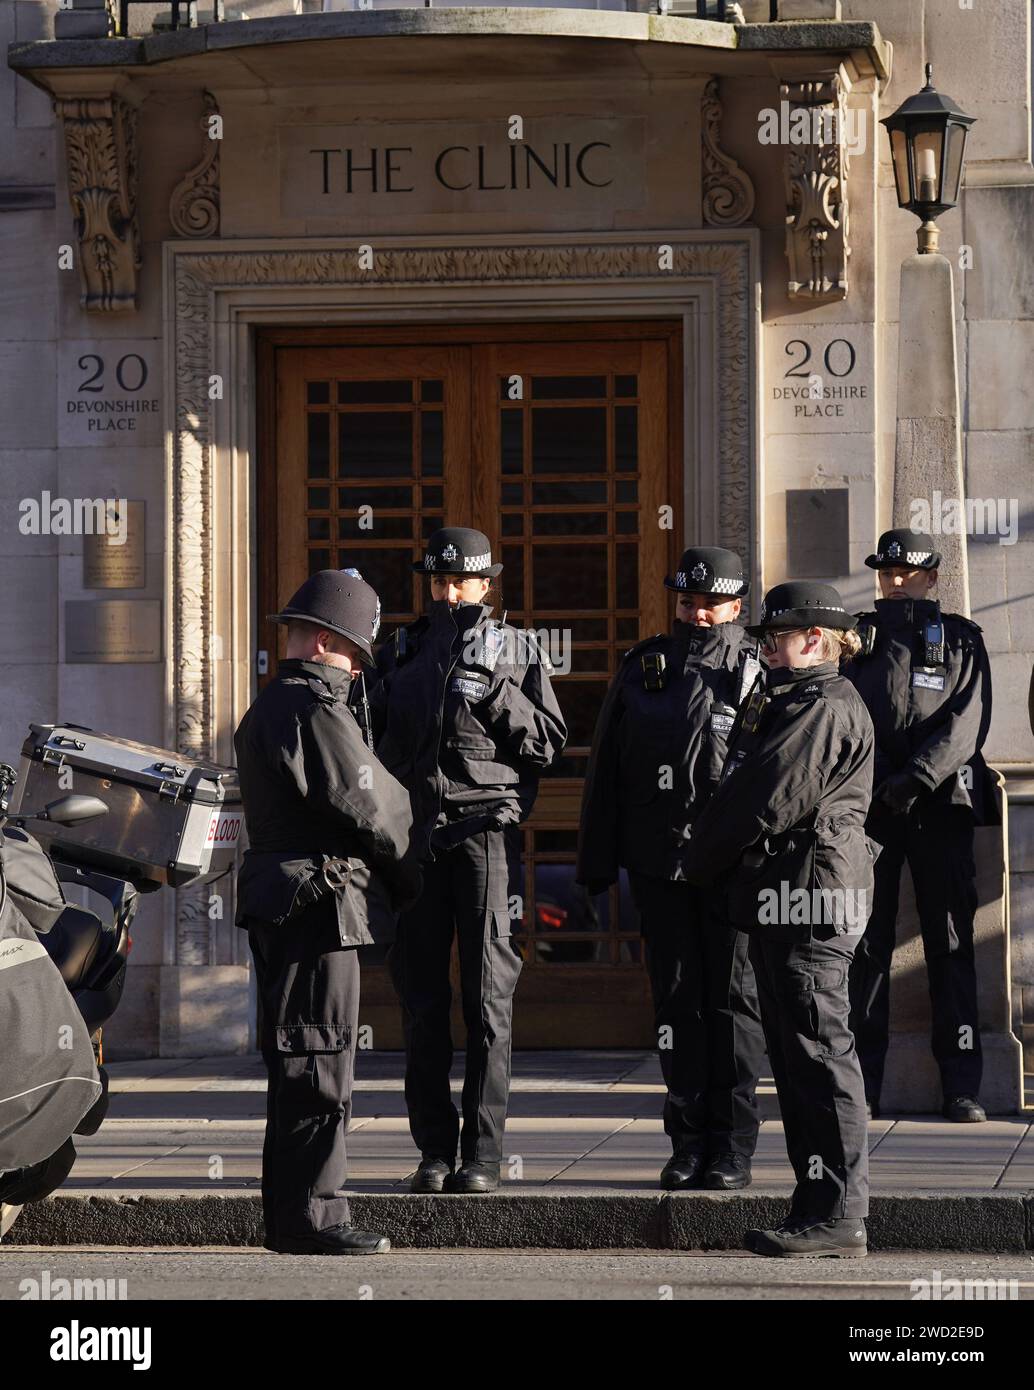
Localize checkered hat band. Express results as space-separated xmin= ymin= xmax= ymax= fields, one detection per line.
xmin=764 ymin=604 xmax=846 ymax=618
xmin=674 ymin=573 xmax=742 ymax=594
xmin=879 ymin=549 xmax=932 ymax=565
xmin=425 ymin=552 xmax=491 ymax=572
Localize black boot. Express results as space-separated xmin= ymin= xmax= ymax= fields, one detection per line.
xmin=659 ymin=1150 xmax=706 ymax=1191
xmin=410 ymin=1156 xmax=454 ymax=1193
xmin=703 ymin=1153 xmax=752 ymax=1190
xmin=267 ymin=1224 xmax=391 ymax=1256
xmin=449 ymin=1161 xmax=501 ymax=1193
xmin=943 ymin=1096 xmax=986 ymax=1123
xmin=743 ymin=1218 xmax=867 ymax=1259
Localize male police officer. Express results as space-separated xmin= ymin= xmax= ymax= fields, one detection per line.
xmin=846 ymin=529 xmax=993 ymax=1122
xmin=577 ymin=547 xmax=765 ymax=1190
xmin=370 ymin=527 xmax=567 ymax=1193
xmin=235 ymin=569 xmax=421 ymax=1254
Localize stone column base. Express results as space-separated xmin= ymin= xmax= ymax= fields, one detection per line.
xmin=880 ymin=1030 xmax=1024 ymax=1115
xmin=878 ymin=777 xmax=1024 ymax=1115
xmin=157 ymin=965 xmax=252 ymax=1058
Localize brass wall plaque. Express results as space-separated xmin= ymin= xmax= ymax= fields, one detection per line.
xmin=65 ymin=600 xmax=162 ymax=663
xmin=83 ymin=500 xmax=146 ymax=589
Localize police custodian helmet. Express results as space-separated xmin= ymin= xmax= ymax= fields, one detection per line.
xmin=414 ymin=527 xmax=503 ymax=578
xmin=745 ymin=581 xmax=858 ymax=637
xmin=865 ymin=528 xmax=942 ymax=571
xmin=268 ymin=568 xmax=382 ymax=667
xmin=664 ymin=546 xmax=749 ymax=597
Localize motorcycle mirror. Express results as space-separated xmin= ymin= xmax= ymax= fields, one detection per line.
xmin=39 ymin=794 xmax=109 ymax=826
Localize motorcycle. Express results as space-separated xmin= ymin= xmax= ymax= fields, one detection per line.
xmin=0 ymin=762 xmax=147 ymax=1239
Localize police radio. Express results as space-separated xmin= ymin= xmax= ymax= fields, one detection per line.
xmin=741 ymin=686 xmax=769 ymax=735
xmin=641 ymin=651 xmax=667 ymax=691
xmin=857 ymin=621 xmax=877 ymax=657
xmin=923 ymin=617 xmax=945 ymax=667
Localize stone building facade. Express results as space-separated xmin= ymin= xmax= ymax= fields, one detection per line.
xmin=3 ymin=0 xmax=1033 ymax=1106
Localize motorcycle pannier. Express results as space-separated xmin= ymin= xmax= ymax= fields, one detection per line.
xmin=14 ymin=724 xmax=243 ymax=888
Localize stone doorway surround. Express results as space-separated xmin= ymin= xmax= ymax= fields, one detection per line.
xmin=158 ymin=229 xmax=760 ymax=1052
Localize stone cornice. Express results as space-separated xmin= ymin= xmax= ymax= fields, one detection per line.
xmin=8 ymin=12 xmax=889 ymax=79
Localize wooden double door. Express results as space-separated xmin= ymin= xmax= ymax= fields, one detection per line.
xmin=257 ymin=322 xmax=683 ymax=1046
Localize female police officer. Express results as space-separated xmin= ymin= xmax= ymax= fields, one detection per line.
xmin=576 ymin=546 xmax=765 ymax=1191
xmin=683 ymin=582 xmax=876 ymax=1258
xmin=370 ymin=527 xmax=567 ymax=1194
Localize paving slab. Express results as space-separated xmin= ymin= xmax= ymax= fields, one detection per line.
xmin=7 ymin=1053 xmax=1031 ymax=1250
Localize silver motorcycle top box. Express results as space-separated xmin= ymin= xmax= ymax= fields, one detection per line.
xmin=14 ymin=724 xmax=243 ymax=888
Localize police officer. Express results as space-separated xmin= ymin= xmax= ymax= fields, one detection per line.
xmin=846 ymin=528 xmax=993 ymax=1123
xmin=684 ymin=582 xmax=875 ymax=1258
xmin=370 ymin=527 xmax=567 ymax=1194
xmin=234 ymin=569 xmax=421 ymax=1255
xmin=576 ymin=547 xmax=765 ymax=1191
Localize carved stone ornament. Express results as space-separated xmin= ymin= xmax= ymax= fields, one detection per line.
xmin=169 ymin=91 xmax=221 ymax=238
xmin=701 ymin=77 xmax=756 ymax=228
xmin=54 ymin=94 xmax=142 ymax=313
xmin=782 ymin=79 xmax=850 ymax=300
xmin=167 ymin=239 xmax=754 ymax=962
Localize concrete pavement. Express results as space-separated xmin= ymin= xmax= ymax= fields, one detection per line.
xmin=7 ymin=1052 xmax=1034 ymax=1250
xmin=4 ymin=1249 xmax=1033 ymax=1301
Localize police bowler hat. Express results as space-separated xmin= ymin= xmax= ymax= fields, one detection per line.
xmin=745 ymin=581 xmax=858 ymax=637
xmin=414 ymin=527 xmax=502 ymax=578
xmin=268 ymin=568 xmax=382 ymax=666
xmin=664 ymin=546 xmax=749 ymax=598
xmin=865 ymin=528 xmax=941 ymax=571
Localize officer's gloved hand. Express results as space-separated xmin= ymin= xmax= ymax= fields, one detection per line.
xmin=876 ymin=771 xmax=924 ymax=815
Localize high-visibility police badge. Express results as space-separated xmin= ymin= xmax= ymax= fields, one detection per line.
xmin=441 ymin=543 xmax=459 ymax=566
xmin=913 ymin=669 xmax=946 ymax=691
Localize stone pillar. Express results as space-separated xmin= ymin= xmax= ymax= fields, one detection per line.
xmin=54 ymin=0 xmax=114 ymax=40
xmin=891 ymin=253 xmax=969 ymax=615
xmin=777 ymin=0 xmax=842 ymax=18
xmin=883 ymin=253 xmax=1023 ymax=1114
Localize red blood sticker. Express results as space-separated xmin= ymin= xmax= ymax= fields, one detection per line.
xmin=206 ymin=810 xmax=242 ymax=846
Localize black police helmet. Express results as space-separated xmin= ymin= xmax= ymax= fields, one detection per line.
xmin=745 ymin=581 xmax=858 ymax=637
xmin=268 ymin=568 xmax=382 ymax=667
xmin=664 ymin=546 xmax=749 ymax=598
xmin=414 ymin=527 xmax=502 ymax=578
xmin=865 ymin=528 xmax=941 ymax=571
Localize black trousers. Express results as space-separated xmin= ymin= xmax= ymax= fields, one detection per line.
xmin=388 ymin=828 xmax=523 ymax=1166
xmin=751 ymin=929 xmax=869 ymax=1223
xmin=630 ymin=873 xmax=763 ymax=1159
xmin=849 ymin=803 xmax=982 ymax=1103
xmin=248 ymin=900 xmax=360 ymax=1240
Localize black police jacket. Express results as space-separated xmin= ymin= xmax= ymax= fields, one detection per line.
xmin=844 ymin=599 xmax=993 ymax=820
xmin=683 ymin=663 xmax=876 ymax=937
xmin=369 ymin=600 xmax=567 ymax=858
xmin=576 ymin=620 xmax=761 ymax=886
xmin=233 ymin=659 xmax=421 ymax=945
